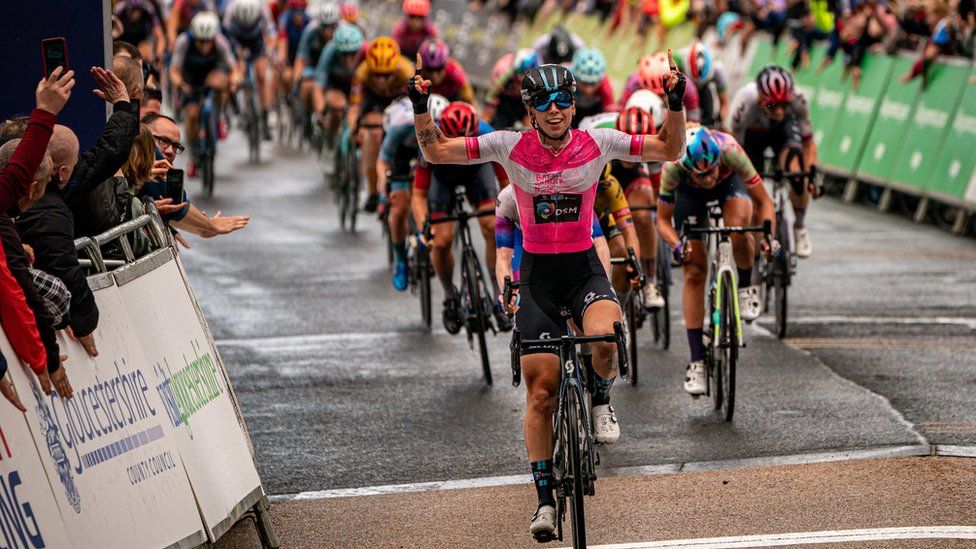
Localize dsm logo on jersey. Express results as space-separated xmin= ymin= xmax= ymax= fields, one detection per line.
xmin=533 ymin=194 xmax=582 ymax=224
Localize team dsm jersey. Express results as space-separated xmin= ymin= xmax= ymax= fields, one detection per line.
xmin=465 ymin=128 xmax=645 ymax=254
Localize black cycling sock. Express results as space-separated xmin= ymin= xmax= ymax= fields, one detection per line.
xmin=438 ymin=271 xmax=457 ymax=300
xmin=531 ymin=460 xmax=555 ymax=507
xmin=793 ymin=206 xmax=807 ymax=229
xmin=394 ymin=242 xmax=407 ymax=264
xmin=688 ymin=328 xmax=705 ymax=362
xmin=592 ymin=374 xmax=614 ymax=406
xmin=737 ymin=267 xmax=752 ymax=289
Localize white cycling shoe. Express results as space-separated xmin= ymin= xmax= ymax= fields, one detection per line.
xmin=738 ymin=285 xmax=762 ymax=322
xmin=643 ymin=284 xmax=665 ymax=309
xmin=530 ymin=504 xmax=557 ymax=540
xmin=592 ymin=404 xmax=620 ymax=444
xmin=684 ymin=361 xmax=707 ymax=396
xmin=795 ymin=228 xmax=813 ymax=258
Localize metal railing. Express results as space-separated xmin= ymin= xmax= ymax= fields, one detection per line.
xmin=74 ymin=202 xmax=172 ymax=273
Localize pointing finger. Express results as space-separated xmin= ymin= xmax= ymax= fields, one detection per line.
xmin=667 ymin=49 xmax=677 ymax=71
xmin=416 ymin=53 xmax=423 ymax=74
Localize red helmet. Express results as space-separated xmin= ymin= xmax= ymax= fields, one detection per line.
xmin=403 ymin=0 xmax=431 ymax=16
xmin=615 ymin=107 xmax=654 ymax=136
xmin=339 ymin=2 xmax=359 ymax=22
xmin=756 ymin=64 xmax=794 ymax=104
xmin=637 ymin=52 xmax=668 ymax=96
xmin=439 ymin=102 xmax=479 ymax=137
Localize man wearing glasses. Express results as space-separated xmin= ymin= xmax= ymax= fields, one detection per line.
xmin=731 ymin=64 xmax=818 ymax=258
xmin=141 ymin=113 xmax=249 ymax=244
xmin=409 ymin=53 xmax=687 ymax=541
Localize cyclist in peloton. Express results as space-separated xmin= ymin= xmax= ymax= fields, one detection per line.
xmin=114 ymin=0 xmax=167 ymax=63
xmin=731 ymin=64 xmax=817 ymax=257
xmin=313 ymin=23 xmax=365 ymax=146
xmin=170 ymin=11 xmax=238 ymax=176
xmin=295 ymin=2 xmax=341 ymax=125
xmin=167 ymin=0 xmax=217 ymax=47
xmin=275 ymin=1 xmax=310 ymax=97
xmin=349 ymin=37 xmax=414 ymax=213
xmin=530 ymin=25 xmax=584 ymax=66
xmin=410 ymin=55 xmax=686 ymax=541
xmin=620 ymin=51 xmax=701 ymax=122
xmin=656 ymin=126 xmax=775 ymax=396
xmin=675 ymin=41 xmax=730 ymax=130
xmin=483 ymin=49 xmax=540 ymax=129
xmin=410 ymin=101 xmax=511 ymax=332
xmin=380 ymin=95 xmax=449 ymax=291
xmin=417 ymin=39 xmax=477 ymax=105
xmin=570 ymin=48 xmax=616 ymax=128
xmin=224 ymin=0 xmax=277 ymax=140
xmin=392 ymin=0 xmax=440 ymax=60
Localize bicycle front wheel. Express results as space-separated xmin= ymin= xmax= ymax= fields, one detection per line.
xmin=419 ymin=249 xmax=432 ymax=330
xmin=720 ymin=274 xmax=739 ymax=421
xmin=626 ymin=293 xmax=639 ymax=385
xmin=463 ymin=252 xmax=491 ymax=385
xmin=562 ymin=385 xmax=587 ymax=548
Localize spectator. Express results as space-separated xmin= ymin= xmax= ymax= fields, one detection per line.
xmin=0 ymin=352 xmax=26 ymax=411
xmin=0 ymin=68 xmax=76 ymax=398
xmin=142 ymin=86 xmax=163 ymax=119
xmin=140 ymin=113 xmax=249 ymax=245
xmin=120 ymin=124 xmax=167 ymax=256
xmin=16 ymin=124 xmax=101 ymax=358
xmin=900 ymin=0 xmax=960 ymax=83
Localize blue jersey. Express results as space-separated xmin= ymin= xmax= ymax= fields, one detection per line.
xmin=278 ymin=11 xmax=309 ymax=63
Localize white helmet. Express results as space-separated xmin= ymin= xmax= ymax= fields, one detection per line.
xmin=577 ymin=111 xmax=618 ymax=131
xmin=190 ymin=11 xmax=221 ymax=40
xmin=317 ymin=1 xmax=341 ymax=25
xmin=427 ymin=94 xmax=450 ymax=122
xmin=383 ymin=97 xmax=414 ymax=132
xmin=625 ymin=89 xmax=666 ymax=130
xmin=233 ymin=0 xmax=263 ymax=27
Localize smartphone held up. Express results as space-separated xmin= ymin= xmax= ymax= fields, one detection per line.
xmin=41 ymin=37 xmax=69 ymax=78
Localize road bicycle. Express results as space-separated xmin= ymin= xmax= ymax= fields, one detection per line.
xmin=758 ymin=147 xmax=816 ymax=339
xmin=427 ymin=186 xmax=497 ymax=385
xmin=334 ymin=121 xmax=382 ymax=232
xmin=609 ymin=246 xmax=643 ymax=385
xmin=197 ymin=88 xmax=220 ymax=197
xmin=630 ymin=204 xmax=673 ymax=352
xmin=682 ymin=207 xmax=769 ymax=422
xmin=407 ymin=231 xmax=433 ymax=331
xmin=506 ymin=279 xmax=627 ymax=548
xmin=238 ymin=58 xmax=262 ymax=164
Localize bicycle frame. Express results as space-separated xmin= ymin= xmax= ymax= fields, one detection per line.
xmin=701 ymin=208 xmax=743 ymax=348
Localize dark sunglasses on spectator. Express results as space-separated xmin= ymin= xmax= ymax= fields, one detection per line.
xmin=153 ymin=134 xmax=185 ymax=155
xmin=531 ymin=91 xmax=574 ymax=112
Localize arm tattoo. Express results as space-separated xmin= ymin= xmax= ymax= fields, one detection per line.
xmin=417 ymin=126 xmax=443 ymax=147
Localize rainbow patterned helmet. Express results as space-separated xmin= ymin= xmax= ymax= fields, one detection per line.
xmin=681 ymin=126 xmax=721 ymax=174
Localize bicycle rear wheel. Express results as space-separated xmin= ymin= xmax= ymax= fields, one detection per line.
xmin=244 ymin=92 xmax=260 ymax=163
xmin=463 ymin=252 xmax=491 ymax=385
xmin=720 ymin=274 xmax=739 ymax=421
xmin=344 ymin=141 xmax=359 ymax=232
xmin=561 ymin=385 xmax=587 ymax=548
xmin=774 ymin=264 xmax=789 ymax=339
xmin=654 ymin=249 xmax=671 ymax=350
xmin=419 ymin=248 xmax=432 ymax=330
xmin=626 ymin=293 xmax=639 ymax=385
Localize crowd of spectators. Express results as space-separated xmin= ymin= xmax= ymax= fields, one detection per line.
xmin=491 ymin=0 xmax=973 ymax=88
xmin=0 ymin=39 xmax=249 ymax=412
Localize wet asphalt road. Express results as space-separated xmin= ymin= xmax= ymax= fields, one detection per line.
xmin=178 ymin=131 xmax=976 ymax=497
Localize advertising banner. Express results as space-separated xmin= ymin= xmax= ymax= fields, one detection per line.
xmin=818 ymin=53 xmax=895 ymax=174
xmin=21 ymin=280 xmax=206 ymax=549
xmin=113 ymin=250 xmax=263 ymax=541
xmin=805 ymin=52 xmax=847 ymax=149
xmin=887 ymin=62 xmax=970 ymax=193
xmin=854 ymin=56 xmax=920 ymax=183
xmin=929 ymin=72 xmax=976 ymax=205
xmin=0 ymin=338 xmax=72 ymax=549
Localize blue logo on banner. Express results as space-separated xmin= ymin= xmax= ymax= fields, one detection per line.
xmin=30 ymin=381 xmax=81 ymax=513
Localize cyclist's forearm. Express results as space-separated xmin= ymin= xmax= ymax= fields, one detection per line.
xmin=802 ymin=138 xmax=818 ymax=167
xmin=621 ymin=225 xmax=641 ymax=263
xmin=376 ymin=159 xmax=389 ymax=195
xmin=656 ymin=207 xmax=680 ymax=247
xmin=495 ymin=247 xmax=515 ymax=296
xmin=719 ymin=93 xmax=729 ymax=126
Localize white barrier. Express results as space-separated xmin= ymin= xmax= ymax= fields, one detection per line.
xmin=0 ymin=234 xmax=272 ymax=547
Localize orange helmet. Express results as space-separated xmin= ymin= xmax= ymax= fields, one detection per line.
xmin=403 ymin=0 xmax=431 ymax=16
xmin=637 ymin=52 xmax=669 ymax=96
xmin=366 ymin=37 xmax=401 ymax=73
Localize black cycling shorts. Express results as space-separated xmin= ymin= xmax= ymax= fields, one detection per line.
xmin=360 ymin=89 xmax=397 ymax=119
xmin=517 ymin=247 xmax=619 ymax=356
xmin=742 ymin=116 xmax=803 ymax=171
xmin=429 ymin=164 xmax=498 ymax=215
xmin=673 ymin=173 xmax=751 ymax=241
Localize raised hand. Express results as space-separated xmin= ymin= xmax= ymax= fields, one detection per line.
xmin=91 ymin=67 xmax=130 ymax=104
xmin=662 ymin=49 xmax=686 ymax=112
xmin=407 ymin=53 xmax=432 ymax=114
xmin=36 ymin=66 xmax=76 ymax=115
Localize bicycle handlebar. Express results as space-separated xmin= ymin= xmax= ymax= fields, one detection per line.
xmin=609 ymin=246 xmax=645 ymax=286
xmin=683 ymin=219 xmax=771 ymax=238
xmin=510 ymin=321 xmax=629 ymax=387
xmin=502 ymin=276 xmax=519 ymax=318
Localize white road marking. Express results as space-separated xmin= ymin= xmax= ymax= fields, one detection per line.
xmin=215 ymin=330 xmax=431 ymax=347
xmin=780 ymin=316 xmax=976 ymax=329
xmin=269 ymin=444 xmax=929 ymax=502
xmin=578 ymin=526 xmax=976 ymax=548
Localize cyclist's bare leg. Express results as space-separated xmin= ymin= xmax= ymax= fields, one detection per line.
xmin=389 ymin=189 xmax=410 ymax=243
xmin=523 ymin=355 xmax=560 ymax=462
xmin=607 ymin=234 xmax=630 ymax=294
xmin=360 ymin=112 xmax=383 ymax=197
xmin=299 ymin=78 xmax=316 ymax=112
xmin=205 ymin=70 xmax=231 ymax=107
xmin=782 ymin=145 xmax=811 ymax=227
xmin=255 ymin=56 xmax=274 ymax=111
xmin=184 ymin=102 xmax=201 ymax=161
xmin=682 ymin=243 xmax=708 ymax=330
xmin=324 ymin=89 xmax=347 ymax=140
xmin=628 ymin=186 xmax=659 ymax=280
xmin=430 ymin=220 xmax=457 ymax=297
xmin=723 ymin=197 xmax=756 ymax=275
xmin=581 ymin=299 xmax=623 ymax=381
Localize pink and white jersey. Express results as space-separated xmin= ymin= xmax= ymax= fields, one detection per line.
xmin=465 ymin=128 xmax=645 ymax=254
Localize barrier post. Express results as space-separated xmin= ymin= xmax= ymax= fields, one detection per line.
xmin=255 ymin=495 xmax=280 ymax=548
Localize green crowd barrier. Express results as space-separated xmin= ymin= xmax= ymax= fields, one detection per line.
xmin=805 ymin=48 xmax=847 ymax=150
xmin=748 ymin=40 xmax=775 ymax=77
xmin=887 ymin=61 xmax=971 ymax=194
xmin=818 ymin=53 xmax=895 ymax=174
xmin=928 ymin=74 xmax=976 ymax=205
xmin=853 ymin=56 xmax=920 ymax=184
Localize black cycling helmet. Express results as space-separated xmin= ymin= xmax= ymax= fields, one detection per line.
xmin=546 ymin=26 xmax=576 ymax=65
xmin=520 ymin=64 xmax=577 ymax=103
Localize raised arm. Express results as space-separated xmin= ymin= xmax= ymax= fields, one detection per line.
xmin=640 ymin=50 xmax=686 ymax=163
xmin=407 ymin=55 xmax=472 ymax=165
